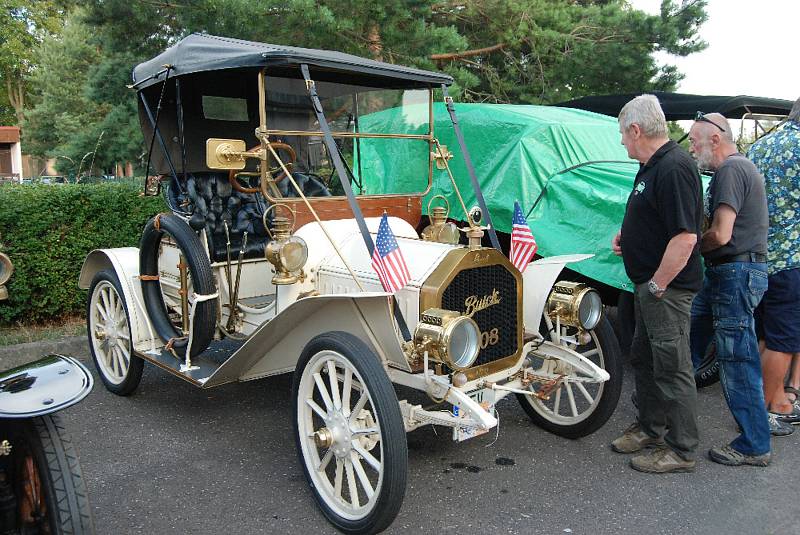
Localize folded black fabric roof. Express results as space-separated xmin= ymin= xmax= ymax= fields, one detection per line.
xmin=132 ymin=33 xmax=453 ymax=89
xmin=554 ymin=91 xmax=793 ymax=120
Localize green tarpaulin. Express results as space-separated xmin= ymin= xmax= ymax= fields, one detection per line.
xmin=359 ymin=103 xmax=642 ymax=292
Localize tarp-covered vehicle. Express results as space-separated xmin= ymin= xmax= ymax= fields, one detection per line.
xmin=359 ymin=104 xmax=640 ymax=297
xmin=79 ymin=34 xmax=622 ymax=534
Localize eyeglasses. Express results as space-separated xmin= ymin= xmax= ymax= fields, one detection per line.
xmin=695 ymin=111 xmax=726 ymax=133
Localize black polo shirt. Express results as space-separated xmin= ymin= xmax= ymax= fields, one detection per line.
xmin=620 ymin=140 xmax=703 ymax=291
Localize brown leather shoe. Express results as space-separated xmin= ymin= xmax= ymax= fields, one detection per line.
xmin=630 ymin=447 xmax=696 ymax=473
xmin=611 ymin=422 xmax=665 ymax=453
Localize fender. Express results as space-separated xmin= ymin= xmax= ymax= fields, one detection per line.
xmin=0 ymin=355 xmax=93 ymax=418
xmin=522 ymin=254 xmax=594 ymax=333
xmin=201 ymin=292 xmax=410 ymax=387
xmin=79 ymin=248 xmax=155 ymax=349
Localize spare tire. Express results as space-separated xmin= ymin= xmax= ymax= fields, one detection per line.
xmin=140 ymin=213 xmax=217 ymax=357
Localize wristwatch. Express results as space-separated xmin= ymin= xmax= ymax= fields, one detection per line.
xmin=648 ymin=279 xmax=666 ymax=297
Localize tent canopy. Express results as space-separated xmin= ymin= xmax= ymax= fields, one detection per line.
xmin=555 ymin=92 xmax=793 ymax=120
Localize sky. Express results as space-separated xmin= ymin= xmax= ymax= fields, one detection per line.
xmin=629 ymin=0 xmax=798 ymax=102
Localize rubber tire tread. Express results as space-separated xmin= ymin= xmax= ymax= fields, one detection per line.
xmin=517 ymin=316 xmax=624 ymax=439
xmin=694 ymin=341 xmax=720 ymax=388
xmin=292 ymin=331 xmax=408 ymax=535
xmin=139 ymin=213 xmax=216 ymax=357
xmin=16 ymin=414 xmax=95 ymax=534
xmin=86 ymin=270 xmax=144 ymax=396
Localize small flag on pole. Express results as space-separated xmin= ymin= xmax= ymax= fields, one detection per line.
xmin=510 ymin=201 xmax=537 ymax=273
xmin=372 ymin=213 xmax=411 ymax=293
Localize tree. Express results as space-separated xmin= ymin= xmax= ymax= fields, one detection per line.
xmin=0 ymin=0 xmax=71 ymax=125
xmin=430 ymin=0 xmax=707 ymax=103
xmin=23 ymin=10 xmax=103 ymax=175
xmin=24 ymin=0 xmax=707 ymax=170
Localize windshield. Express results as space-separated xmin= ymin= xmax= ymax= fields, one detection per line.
xmin=263 ymin=76 xmax=432 ymax=196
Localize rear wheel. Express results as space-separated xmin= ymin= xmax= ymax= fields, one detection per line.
xmin=87 ymin=269 xmax=143 ymax=395
xmin=517 ymin=315 xmax=623 ymax=438
xmin=0 ymin=414 xmax=94 ymax=534
xmin=292 ymin=332 xmax=407 ymax=534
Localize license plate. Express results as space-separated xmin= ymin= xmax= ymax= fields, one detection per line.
xmin=452 ymin=389 xmax=495 ymax=442
xmin=455 ymin=424 xmax=488 ymax=442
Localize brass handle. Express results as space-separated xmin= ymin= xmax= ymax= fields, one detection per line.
xmin=261 ymin=202 xmax=296 ymax=240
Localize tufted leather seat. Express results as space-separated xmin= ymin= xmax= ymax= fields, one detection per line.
xmin=180 ymin=172 xmax=330 ymax=264
xmin=186 ymin=173 xmax=270 ymax=263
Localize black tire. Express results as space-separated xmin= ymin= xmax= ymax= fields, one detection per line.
xmin=87 ymin=269 xmax=144 ymax=396
xmin=0 ymin=414 xmax=94 ymax=534
xmin=517 ymin=316 xmax=623 ymax=439
xmin=292 ymin=332 xmax=407 ymax=534
xmin=694 ymin=340 xmax=720 ymax=388
xmin=139 ymin=213 xmax=217 ymax=357
xmin=615 ymin=291 xmax=634 ymax=357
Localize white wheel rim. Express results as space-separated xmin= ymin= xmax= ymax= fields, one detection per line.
xmin=297 ymin=350 xmax=384 ymax=521
xmin=89 ymin=281 xmax=132 ymax=385
xmin=525 ymin=319 xmax=606 ymax=425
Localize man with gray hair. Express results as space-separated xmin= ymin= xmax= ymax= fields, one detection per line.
xmin=610 ymin=94 xmax=702 ymax=473
xmin=689 ymin=112 xmax=775 ymax=467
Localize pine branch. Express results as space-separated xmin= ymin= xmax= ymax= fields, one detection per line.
xmin=430 ymin=43 xmax=505 ymax=62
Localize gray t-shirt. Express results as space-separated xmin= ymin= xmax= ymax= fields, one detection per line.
xmin=704 ymin=153 xmax=768 ymax=260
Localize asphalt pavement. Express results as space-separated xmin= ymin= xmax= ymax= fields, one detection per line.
xmin=17 ymin=343 xmax=800 ymax=534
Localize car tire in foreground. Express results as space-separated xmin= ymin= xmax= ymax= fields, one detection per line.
xmin=0 ymin=414 xmax=94 ymax=534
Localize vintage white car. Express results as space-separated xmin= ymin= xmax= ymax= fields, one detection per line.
xmin=79 ymin=34 xmax=622 ymax=534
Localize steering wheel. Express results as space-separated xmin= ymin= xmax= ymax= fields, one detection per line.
xmin=228 ymin=142 xmax=297 ymax=194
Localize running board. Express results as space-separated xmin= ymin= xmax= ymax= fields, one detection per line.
xmin=135 ymin=338 xmax=246 ymax=388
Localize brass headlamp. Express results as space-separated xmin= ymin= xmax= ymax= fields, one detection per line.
xmin=264 ymin=209 xmax=307 ymax=286
xmin=413 ymin=308 xmax=481 ymax=370
xmin=0 ymin=252 xmax=12 ymax=301
xmin=545 ymin=281 xmax=603 ymax=331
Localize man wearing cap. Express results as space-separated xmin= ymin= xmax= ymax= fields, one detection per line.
xmin=689 ymin=112 xmax=774 ymax=467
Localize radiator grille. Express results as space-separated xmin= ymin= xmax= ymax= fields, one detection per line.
xmin=441 ymin=263 xmax=518 ymax=366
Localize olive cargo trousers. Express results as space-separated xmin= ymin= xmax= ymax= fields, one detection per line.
xmin=631 ymin=283 xmax=699 ymax=461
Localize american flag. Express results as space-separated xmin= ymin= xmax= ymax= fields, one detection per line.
xmin=371 ymin=213 xmax=411 ymax=293
xmin=510 ymin=201 xmax=537 ymax=273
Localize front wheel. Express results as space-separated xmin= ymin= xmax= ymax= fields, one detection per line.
xmin=517 ymin=315 xmax=623 ymax=439
xmin=0 ymin=414 xmax=94 ymax=534
xmin=292 ymin=332 xmax=407 ymax=534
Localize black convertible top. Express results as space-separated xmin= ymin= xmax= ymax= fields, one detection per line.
xmin=555 ymin=91 xmax=793 ymax=120
xmin=132 ymin=33 xmax=453 ymax=89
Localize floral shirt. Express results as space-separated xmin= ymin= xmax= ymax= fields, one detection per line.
xmin=747 ymin=120 xmax=800 ymax=275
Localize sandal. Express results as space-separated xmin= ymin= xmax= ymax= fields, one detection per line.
xmin=785 ymin=386 xmax=800 ymax=403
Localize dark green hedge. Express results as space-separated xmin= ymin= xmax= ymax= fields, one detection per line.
xmin=0 ymin=183 xmax=166 ymax=324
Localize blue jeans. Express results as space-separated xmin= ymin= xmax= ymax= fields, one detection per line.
xmin=690 ymin=262 xmax=770 ymax=455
